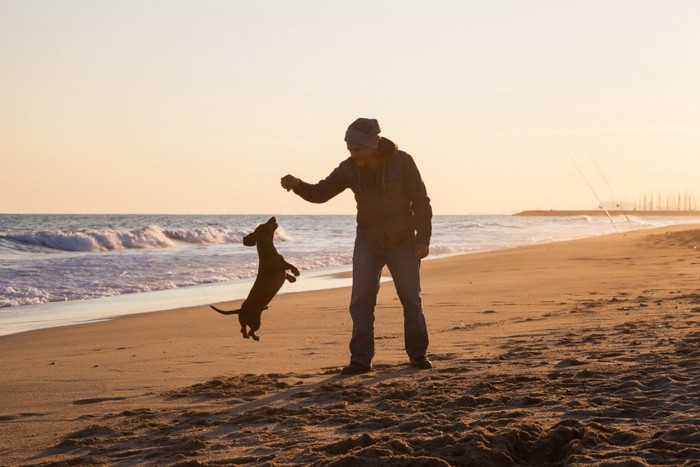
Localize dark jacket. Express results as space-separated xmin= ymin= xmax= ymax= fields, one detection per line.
xmin=293 ymin=137 xmax=432 ymax=248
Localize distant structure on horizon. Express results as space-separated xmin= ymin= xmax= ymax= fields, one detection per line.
xmin=600 ymin=191 xmax=697 ymax=212
xmin=515 ymin=191 xmax=699 ymax=217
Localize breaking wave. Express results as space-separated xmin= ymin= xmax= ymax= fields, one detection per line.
xmin=0 ymin=225 xmax=284 ymax=252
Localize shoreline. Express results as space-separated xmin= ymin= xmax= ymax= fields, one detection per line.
xmin=1 ymin=223 xmax=699 ymax=465
xmin=0 ymin=265 xmax=357 ymax=338
xmin=5 ymin=213 xmax=700 ymax=322
xmin=5 ymin=216 xmax=700 ymax=338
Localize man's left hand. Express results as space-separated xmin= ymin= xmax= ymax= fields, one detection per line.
xmin=415 ymin=244 xmax=429 ymax=260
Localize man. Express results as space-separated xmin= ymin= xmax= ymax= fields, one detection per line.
xmin=280 ymin=117 xmax=432 ymax=374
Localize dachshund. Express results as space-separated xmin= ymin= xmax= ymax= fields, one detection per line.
xmin=210 ymin=217 xmax=299 ymax=341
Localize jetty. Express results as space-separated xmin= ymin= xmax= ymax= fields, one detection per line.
xmin=514 ymin=210 xmax=700 ymax=217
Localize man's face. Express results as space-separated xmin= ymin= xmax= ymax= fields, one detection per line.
xmin=346 ymin=142 xmax=376 ymax=168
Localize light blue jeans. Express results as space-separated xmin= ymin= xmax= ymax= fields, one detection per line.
xmin=349 ymin=236 xmax=429 ymax=366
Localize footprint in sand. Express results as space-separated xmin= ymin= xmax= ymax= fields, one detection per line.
xmin=554 ymin=358 xmax=586 ymax=369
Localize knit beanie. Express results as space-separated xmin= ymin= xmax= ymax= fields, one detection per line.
xmin=344 ymin=118 xmax=381 ymax=149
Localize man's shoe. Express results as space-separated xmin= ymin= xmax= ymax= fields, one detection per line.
xmin=410 ymin=355 xmax=433 ymax=369
xmin=341 ymin=362 xmax=372 ymax=375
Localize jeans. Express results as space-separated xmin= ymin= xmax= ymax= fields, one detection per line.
xmin=349 ymin=237 xmax=429 ymax=366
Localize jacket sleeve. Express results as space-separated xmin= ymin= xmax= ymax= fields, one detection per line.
xmin=293 ymin=165 xmax=349 ymax=204
xmin=404 ymin=154 xmax=432 ymax=246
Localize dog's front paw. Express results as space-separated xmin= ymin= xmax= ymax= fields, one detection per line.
xmin=286 ymin=274 xmax=297 ymax=283
xmin=291 ymin=267 xmax=300 ymax=276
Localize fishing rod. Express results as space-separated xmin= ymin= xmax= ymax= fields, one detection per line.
xmin=564 ymin=146 xmax=618 ymax=233
xmin=585 ymin=147 xmax=634 ymax=231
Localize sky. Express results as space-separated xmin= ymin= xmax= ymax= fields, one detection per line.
xmin=1 ymin=1 xmax=698 ymax=215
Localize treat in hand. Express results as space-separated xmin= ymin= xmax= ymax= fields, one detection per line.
xmin=280 ymin=174 xmax=300 ymax=191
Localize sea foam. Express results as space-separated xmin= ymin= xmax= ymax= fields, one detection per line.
xmin=2 ymin=225 xmax=274 ymax=252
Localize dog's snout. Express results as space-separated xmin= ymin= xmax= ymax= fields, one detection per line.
xmin=266 ymin=217 xmax=278 ymax=231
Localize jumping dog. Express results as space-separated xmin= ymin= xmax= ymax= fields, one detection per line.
xmin=210 ymin=217 xmax=299 ymax=341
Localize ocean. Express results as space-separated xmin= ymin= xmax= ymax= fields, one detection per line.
xmin=1 ymin=213 xmax=699 ymax=336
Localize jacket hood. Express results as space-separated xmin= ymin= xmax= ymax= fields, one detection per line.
xmin=353 ymin=136 xmax=399 ymax=194
xmin=377 ymin=137 xmax=398 ymax=161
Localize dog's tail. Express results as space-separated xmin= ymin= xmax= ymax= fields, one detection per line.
xmin=210 ymin=305 xmax=241 ymax=315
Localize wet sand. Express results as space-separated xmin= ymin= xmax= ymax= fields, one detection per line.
xmin=1 ymin=225 xmax=699 ymax=466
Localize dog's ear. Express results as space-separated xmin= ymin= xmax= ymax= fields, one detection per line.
xmin=266 ymin=217 xmax=276 ymax=225
xmin=243 ymin=233 xmax=256 ymax=246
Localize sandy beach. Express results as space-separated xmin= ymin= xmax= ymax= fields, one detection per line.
xmin=1 ymin=224 xmax=699 ymax=466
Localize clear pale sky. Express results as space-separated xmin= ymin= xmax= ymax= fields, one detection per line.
xmin=1 ymin=1 xmax=698 ymax=215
